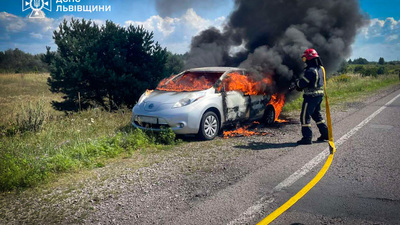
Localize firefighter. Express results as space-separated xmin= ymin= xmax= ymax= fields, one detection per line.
xmin=295 ymin=48 xmax=329 ymax=145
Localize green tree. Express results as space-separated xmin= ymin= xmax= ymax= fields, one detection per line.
xmin=352 ymin=57 xmax=369 ymax=64
xmin=48 ymin=18 xmax=168 ymax=111
xmin=378 ymin=57 xmax=385 ymax=65
xmin=40 ymin=46 xmax=56 ymax=65
xmin=165 ymin=52 xmax=185 ymax=76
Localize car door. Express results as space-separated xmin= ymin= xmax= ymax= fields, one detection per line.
xmin=220 ymin=71 xmax=249 ymax=122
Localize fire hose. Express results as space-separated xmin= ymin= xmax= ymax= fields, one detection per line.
xmin=257 ymin=66 xmax=336 ymax=224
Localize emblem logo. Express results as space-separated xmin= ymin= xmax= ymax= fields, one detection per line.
xmin=22 ymin=0 xmax=52 ymax=18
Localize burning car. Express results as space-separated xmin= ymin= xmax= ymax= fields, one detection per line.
xmin=132 ymin=67 xmax=284 ymax=140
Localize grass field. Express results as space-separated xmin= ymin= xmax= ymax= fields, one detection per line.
xmin=0 ymin=73 xmax=178 ymax=191
xmin=1 ymin=71 xmax=399 ymax=191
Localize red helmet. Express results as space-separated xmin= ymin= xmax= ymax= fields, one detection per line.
xmin=302 ymin=48 xmax=319 ymax=61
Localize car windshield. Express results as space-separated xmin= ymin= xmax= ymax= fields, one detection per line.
xmin=156 ymin=71 xmax=223 ymax=92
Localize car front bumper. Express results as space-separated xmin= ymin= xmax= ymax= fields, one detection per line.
xmin=131 ymin=103 xmax=202 ymax=134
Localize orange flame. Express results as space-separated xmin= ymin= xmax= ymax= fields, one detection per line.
xmin=270 ymin=93 xmax=288 ymax=123
xmin=223 ymin=122 xmax=269 ymax=138
xmin=157 ymin=72 xmax=221 ymax=92
xmin=219 ymin=72 xmax=272 ymax=95
xmin=145 ymin=89 xmax=154 ymax=96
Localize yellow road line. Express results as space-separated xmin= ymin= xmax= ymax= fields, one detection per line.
xmin=257 ymin=153 xmax=334 ymax=225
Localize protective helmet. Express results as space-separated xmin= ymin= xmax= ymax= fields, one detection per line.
xmin=302 ymin=48 xmax=319 ymax=62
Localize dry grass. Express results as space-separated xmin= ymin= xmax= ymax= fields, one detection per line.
xmin=0 ymin=73 xmax=63 ymax=126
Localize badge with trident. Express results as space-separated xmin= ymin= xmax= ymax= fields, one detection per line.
xmin=22 ymin=0 xmax=52 ymax=18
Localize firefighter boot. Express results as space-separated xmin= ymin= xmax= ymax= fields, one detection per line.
xmin=297 ymin=137 xmax=312 ymax=145
xmin=316 ymin=123 xmax=329 ymax=142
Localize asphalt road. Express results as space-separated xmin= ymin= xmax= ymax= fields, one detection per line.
xmin=269 ymin=89 xmax=400 ymax=224
xmin=170 ymin=88 xmax=400 ymax=225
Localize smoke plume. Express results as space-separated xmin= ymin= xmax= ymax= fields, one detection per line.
xmin=183 ymin=0 xmax=368 ymax=93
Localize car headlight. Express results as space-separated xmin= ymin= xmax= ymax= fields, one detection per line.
xmin=173 ymin=92 xmax=205 ymax=108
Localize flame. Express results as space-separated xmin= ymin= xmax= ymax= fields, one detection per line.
xmin=223 ymin=122 xmax=269 ymax=138
xmin=145 ymin=89 xmax=154 ymax=96
xmin=219 ymin=72 xmax=272 ymax=95
xmin=157 ymin=72 xmax=221 ymax=92
xmin=270 ymin=93 xmax=288 ymax=122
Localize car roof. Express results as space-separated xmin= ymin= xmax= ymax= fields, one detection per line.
xmin=186 ymin=67 xmax=246 ymax=73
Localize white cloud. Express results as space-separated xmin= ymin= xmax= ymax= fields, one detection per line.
xmin=0 ymin=12 xmax=27 ymax=32
xmin=386 ymin=34 xmax=399 ymax=42
xmin=362 ymin=17 xmax=400 ymax=39
xmin=30 ymin=32 xmax=43 ymax=39
xmin=351 ymin=17 xmax=400 ymax=61
xmin=0 ymin=12 xmax=61 ymax=53
xmin=125 ymin=8 xmax=226 ymax=53
xmin=0 ymin=12 xmax=107 ymax=54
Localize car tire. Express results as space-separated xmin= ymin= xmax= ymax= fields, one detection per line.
xmin=198 ymin=111 xmax=220 ymax=140
xmin=263 ymin=105 xmax=275 ymax=125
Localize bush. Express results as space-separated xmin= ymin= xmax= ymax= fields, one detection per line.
xmin=156 ymin=127 xmax=176 ymax=145
xmin=354 ymin=65 xmax=365 ymax=74
xmin=377 ymin=66 xmax=387 ymax=75
xmin=15 ymin=99 xmax=48 ymax=133
xmin=362 ymin=67 xmax=378 ymax=77
xmin=332 ymin=74 xmax=351 ymax=83
xmin=123 ymin=128 xmax=150 ymax=152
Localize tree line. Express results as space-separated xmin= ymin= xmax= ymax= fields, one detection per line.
xmin=0 ymin=49 xmax=49 ymax=73
xmin=337 ymin=57 xmax=400 ymax=77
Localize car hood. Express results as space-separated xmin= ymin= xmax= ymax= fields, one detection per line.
xmin=144 ymin=90 xmax=208 ymax=104
xmin=136 ymin=90 xmax=210 ymax=112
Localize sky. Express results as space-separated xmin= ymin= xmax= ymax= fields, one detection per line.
xmin=0 ymin=0 xmax=399 ymax=61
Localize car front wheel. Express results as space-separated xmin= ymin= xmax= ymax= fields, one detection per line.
xmin=198 ymin=111 xmax=220 ymax=140
xmin=263 ymin=105 xmax=275 ymax=125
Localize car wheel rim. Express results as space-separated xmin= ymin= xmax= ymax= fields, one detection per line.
xmin=204 ymin=115 xmax=217 ymax=137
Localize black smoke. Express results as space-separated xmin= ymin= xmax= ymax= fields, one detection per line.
xmin=183 ymin=0 xmax=368 ymax=93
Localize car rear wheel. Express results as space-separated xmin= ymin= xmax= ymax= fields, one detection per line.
xmin=198 ymin=111 xmax=220 ymax=140
xmin=263 ymin=105 xmax=275 ymax=125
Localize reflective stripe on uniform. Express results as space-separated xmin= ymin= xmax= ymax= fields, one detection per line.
xmin=302 ymin=76 xmax=310 ymax=83
xmin=302 ymin=102 xmax=308 ymax=124
xmin=304 ymin=89 xmax=324 ymax=95
xmin=314 ymin=69 xmax=319 ymax=88
xmin=316 ymin=120 xmax=326 ymax=125
xmin=302 ymin=124 xmax=311 ymax=127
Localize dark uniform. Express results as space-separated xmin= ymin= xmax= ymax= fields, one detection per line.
xmin=296 ymin=66 xmax=329 ymax=142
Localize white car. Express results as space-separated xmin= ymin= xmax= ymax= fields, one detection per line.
xmin=132 ymin=67 xmax=276 ymax=140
